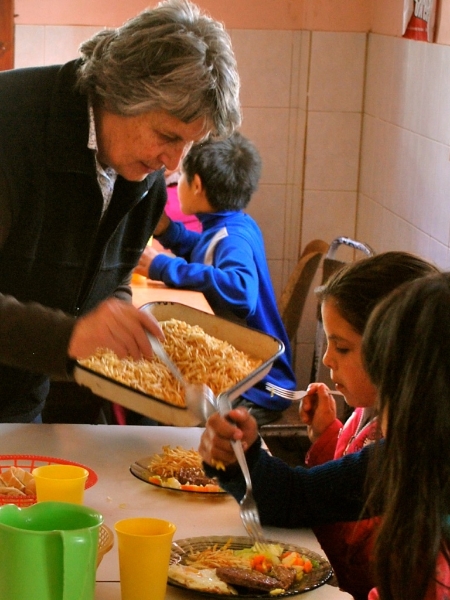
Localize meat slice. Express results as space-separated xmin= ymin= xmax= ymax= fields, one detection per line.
xmin=216 ymin=567 xmax=280 ymax=591
xmin=176 ymin=467 xmax=217 ymax=486
xmin=270 ymin=565 xmax=297 ymax=590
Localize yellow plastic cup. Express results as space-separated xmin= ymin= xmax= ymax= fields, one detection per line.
xmin=114 ymin=517 xmax=176 ymax=600
xmin=32 ymin=465 xmax=89 ymax=504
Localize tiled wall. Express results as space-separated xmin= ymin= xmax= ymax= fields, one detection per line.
xmin=358 ymin=34 xmax=450 ymax=271
xmin=15 ymin=25 xmax=450 ymax=388
xmin=14 ymin=24 xmax=313 ymax=296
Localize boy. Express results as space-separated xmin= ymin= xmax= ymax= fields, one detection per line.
xmin=135 ymin=132 xmax=296 ymax=425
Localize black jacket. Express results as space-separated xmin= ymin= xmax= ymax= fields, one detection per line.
xmin=0 ymin=60 xmax=167 ymax=421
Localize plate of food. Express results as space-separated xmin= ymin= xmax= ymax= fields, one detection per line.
xmin=0 ymin=455 xmax=98 ymax=507
xmin=74 ymin=302 xmax=284 ymax=426
xmin=130 ymin=446 xmax=226 ymax=495
xmin=168 ymin=536 xmax=332 ymax=597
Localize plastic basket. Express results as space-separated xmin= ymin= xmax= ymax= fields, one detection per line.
xmin=0 ymin=454 xmax=98 ymax=507
xmin=97 ymin=524 xmax=114 ymax=567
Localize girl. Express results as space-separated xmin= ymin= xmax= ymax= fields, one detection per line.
xmin=301 ymin=252 xmax=438 ymax=598
xmin=363 ymin=272 xmax=450 ymax=600
xmin=200 ymin=251 xmax=438 ymax=600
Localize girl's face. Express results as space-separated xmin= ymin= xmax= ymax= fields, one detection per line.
xmin=321 ymin=298 xmax=377 ymax=409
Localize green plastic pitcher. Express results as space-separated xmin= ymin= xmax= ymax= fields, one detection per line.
xmin=0 ymin=501 xmax=103 ymax=600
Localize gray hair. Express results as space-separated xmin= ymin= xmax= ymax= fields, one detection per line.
xmin=77 ymin=0 xmax=241 ymax=139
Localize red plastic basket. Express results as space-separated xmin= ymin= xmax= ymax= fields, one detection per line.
xmin=0 ymin=454 xmax=98 ymax=507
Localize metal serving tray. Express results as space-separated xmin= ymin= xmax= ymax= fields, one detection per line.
xmin=73 ymin=302 xmax=284 ymax=426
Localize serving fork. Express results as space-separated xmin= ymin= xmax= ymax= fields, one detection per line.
xmin=146 ymin=332 xmax=216 ymax=424
xmin=216 ymin=393 xmax=269 ymax=551
xmin=265 ymin=382 xmax=344 ymax=401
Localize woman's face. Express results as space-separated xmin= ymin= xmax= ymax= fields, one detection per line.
xmin=321 ymin=298 xmax=378 ymax=409
xmin=95 ymin=108 xmax=207 ymax=182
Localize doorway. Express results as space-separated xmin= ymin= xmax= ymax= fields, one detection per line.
xmin=0 ymin=0 xmax=14 ymax=70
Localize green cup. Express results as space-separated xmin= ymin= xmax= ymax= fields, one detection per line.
xmin=0 ymin=501 xmax=103 ymax=600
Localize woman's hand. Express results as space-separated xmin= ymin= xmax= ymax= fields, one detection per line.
xmin=299 ymin=382 xmax=337 ymax=442
xmin=68 ymin=298 xmax=164 ymax=361
xmin=199 ymin=408 xmax=259 ymax=468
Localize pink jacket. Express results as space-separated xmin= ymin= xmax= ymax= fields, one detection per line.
xmin=305 ymin=407 xmax=379 ymax=467
xmin=165 ymin=184 xmax=202 ymax=233
xmin=306 ymin=408 xmax=381 ymax=600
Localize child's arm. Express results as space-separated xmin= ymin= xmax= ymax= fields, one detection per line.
xmin=153 ymin=211 xmax=171 ymax=236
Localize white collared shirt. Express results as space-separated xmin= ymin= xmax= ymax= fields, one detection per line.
xmin=87 ymin=103 xmax=118 ymax=217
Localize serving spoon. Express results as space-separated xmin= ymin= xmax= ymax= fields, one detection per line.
xmin=146 ymin=332 xmax=216 ymax=424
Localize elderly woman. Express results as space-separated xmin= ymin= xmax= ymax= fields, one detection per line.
xmin=0 ymin=0 xmax=240 ymax=423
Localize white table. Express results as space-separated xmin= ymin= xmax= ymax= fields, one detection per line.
xmin=0 ymin=424 xmax=350 ymax=599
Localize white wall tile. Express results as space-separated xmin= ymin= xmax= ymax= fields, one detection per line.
xmin=305 ymin=111 xmax=362 ymax=191
xmin=231 ymin=30 xmax=293 ymax=108
xmin=309 ymin=32 xmax=366 ymax=113
xmin=240 ymin=107 xmax=290 ymax=185
xmin=44 ymin=26 xmax=101 ymax=65
xmin=360 ymin=33 xmax=450 ymax=267
xmin=14 ymin=25 xmax=45 ymax=68
xmin=302 ymin=190 xmax=357 ymax=245
xmin=355 ymin=194 xmax=385 ymax=253
xmin=246 ymin=184 xmax=287 ymax=262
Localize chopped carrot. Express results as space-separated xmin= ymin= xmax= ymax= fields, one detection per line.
xmin=251 ymin=554 xmax=272 ymax=573
xmin=303 ymin=558 xmax=313 ymax=573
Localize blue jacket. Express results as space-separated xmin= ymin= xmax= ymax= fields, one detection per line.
xmin=151 ymin=211 xmax=296 ymax=410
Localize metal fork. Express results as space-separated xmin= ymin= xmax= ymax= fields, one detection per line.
xmin=216 ymin=393 xmax=268 ymax=551
xmin=146 ymin=333 xmax=216 ymax=424
xmin=265 ymin=382 xmax=344 ymax=401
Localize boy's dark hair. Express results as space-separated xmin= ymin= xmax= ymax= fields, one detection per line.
xmin=181 ymin=131 xmax=262 ymax=211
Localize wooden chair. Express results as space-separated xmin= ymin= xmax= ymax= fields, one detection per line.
xmin=278 ymin=239 xmax=329 ymax=347
xmin=260 ymin=239 xmax=329 ymax=444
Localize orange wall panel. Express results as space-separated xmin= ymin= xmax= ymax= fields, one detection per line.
xmin=14 ymin=0 xmax=369 ymax=31
xmin=303 ymin=0 xmax=372 ymax=32
xmin=14 ymin=0 xmax=304 ymax=29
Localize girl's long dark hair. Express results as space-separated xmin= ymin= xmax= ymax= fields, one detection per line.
xmin=363 ymin=273 xmax=450 ymax=600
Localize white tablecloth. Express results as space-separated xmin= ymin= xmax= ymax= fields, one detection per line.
xmin=0 ymin=424 xmax=350 ymax=599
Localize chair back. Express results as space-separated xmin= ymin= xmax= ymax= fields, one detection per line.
xmin=279 ymin=239 xmax=329 ymax=346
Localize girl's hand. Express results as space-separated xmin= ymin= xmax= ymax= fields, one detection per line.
xmin=199 ymin=408 xmax=259 ymax=468
xmin=299 ymin=382 xmax=337 ymax=442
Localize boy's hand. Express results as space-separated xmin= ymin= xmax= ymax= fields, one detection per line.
xmin=199 ymin=408 xmax=259 ymax=468
xmin=299 ymin=382 xmax=337 ymax=442
xmin=134 ymin=246 xmax=161 ymax=277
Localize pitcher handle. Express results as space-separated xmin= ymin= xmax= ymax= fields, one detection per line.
xmin=60 ymin=529 xmax=98 ymax=600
